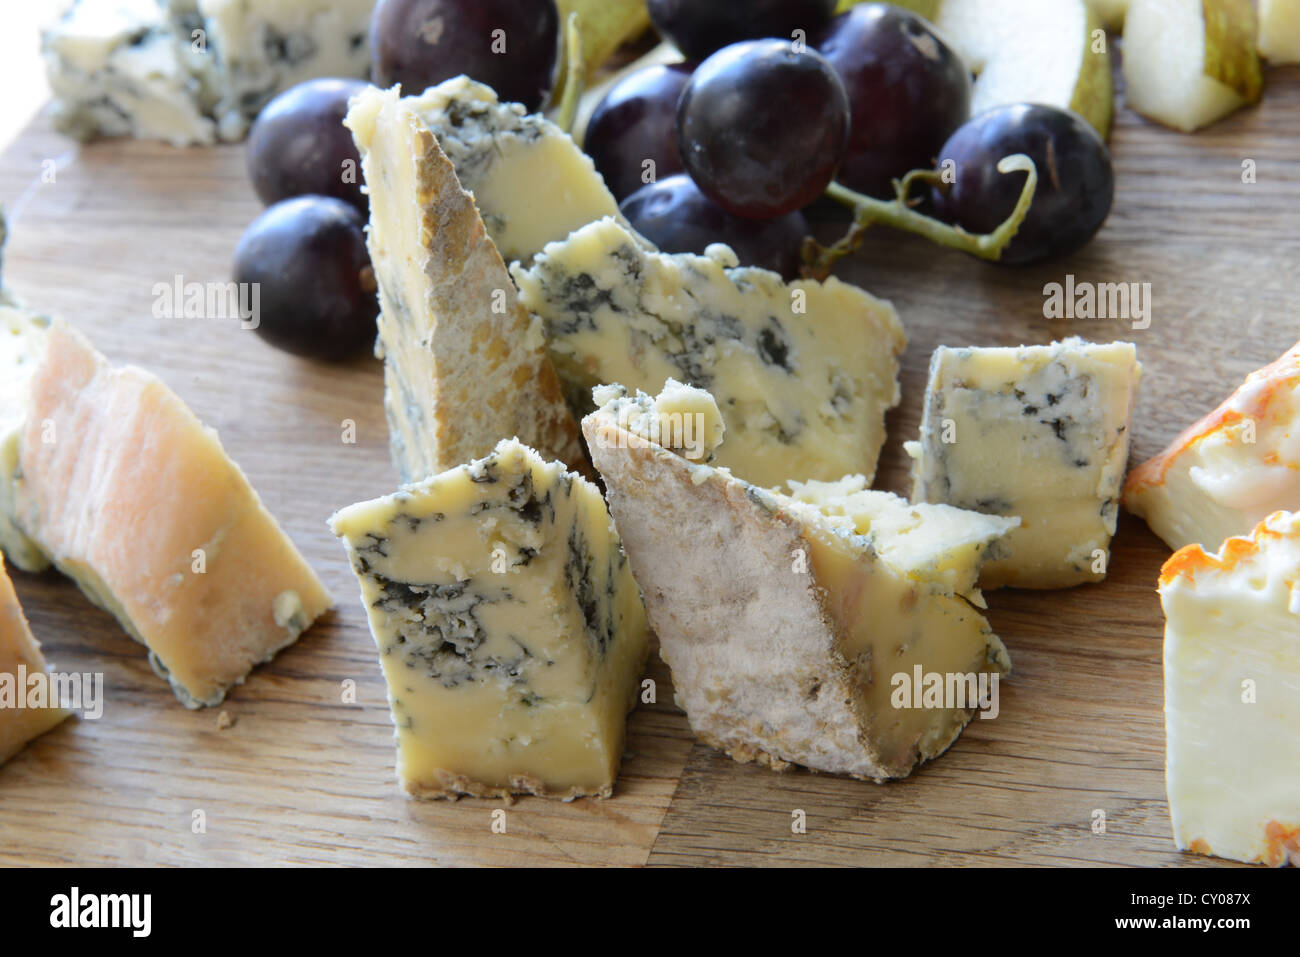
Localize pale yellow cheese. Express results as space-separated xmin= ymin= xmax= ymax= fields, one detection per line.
xmin=331 ymin=439 xmax=649 ymax=800
xmin=0 ymin=552 xmax=71 ymax=765
xmin=10 ymin=323 xmax=333 ymax=708
xmin=0 ymin=303 xmax=50 ymax=573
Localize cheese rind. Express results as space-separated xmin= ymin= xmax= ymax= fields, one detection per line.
xmin=10 ymin=323 xmax=332 ymax=708
xmin=0 ymin=553 xmax=72 ymax=765
xmin=1124 ymin=339 xmax=1300 ymax=552
xmin=345 ymin=85 xmax=584 ymax=483
xmin=330 ymin=439 xmax=649 ymax=800
xmin=1159 ymin=510 xmax=1300 ymax=867
xmin=907 ymin=337 xmax=1141 ymax=589
xmin=515 ymin=217 xmax=907 ymax=489
xmin=584 ymin=386 xmax=1012 ymax=781
xmin=407 ymin=77 xmax=625 ymax=265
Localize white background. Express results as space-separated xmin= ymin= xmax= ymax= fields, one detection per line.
xmin=0 ymin=6 xmax=54 ymax=151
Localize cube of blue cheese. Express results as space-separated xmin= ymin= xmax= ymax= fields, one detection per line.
xmin=514 ymin=217 xmax=907 ymax=489
xmin=1159 ymin=511 xmax=1300 ymax=866
xmin=584 ymin=382 xmax=1012 ymax=781
xmin=330 ymin=439 xmax=650 ymax=800
xmin=906 ymin=338 xmax=1141 ymax=589
xmin=409 ymin=77 xmax=625 ymax=265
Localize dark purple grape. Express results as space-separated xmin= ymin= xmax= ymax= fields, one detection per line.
xmin=677 ymin=40 xmax=849 ymax=220
xmin=621 ymin=174 xmax=809 ymax=278
xmin=233 ymin=197 xmax=378 ymax=360
xmin=648 ymin=0 xmax=837 ymax=61
xmin=815 ymin=4 xmax=970 ymax=199
xmin=247 ymin=78 xmax=369 ymax=212
xmin=931 ymin=104 xmax=1114 ymax=266
xmin=585 ymin=62 xmax=693 ymax=201
xmin=370 ymin=0 xmax=559 ymax=111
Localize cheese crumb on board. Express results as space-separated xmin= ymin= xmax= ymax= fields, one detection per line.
xmin=584 ymin=382 xmax=1012 ymax=782
xmin=907 ymin=337 xmax=1141 ymax=589
xmin=9 ymin=323 xmax=333 ymax=708
xmin=330 ymin=439 xmax=649 ymax=800
xmin=1159 ymin=510 xmax=1300 ymax=867
xmin=1125 ymin=339 xmax=1300 ymax=552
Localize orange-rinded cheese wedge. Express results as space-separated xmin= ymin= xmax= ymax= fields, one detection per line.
xmin=9 ymin=323 xmax=332 ymax=708
xmin=0 ymin=552 xmax=71 ymax=764
xmin=1125 ymin=340 xmax=1300 ymax=552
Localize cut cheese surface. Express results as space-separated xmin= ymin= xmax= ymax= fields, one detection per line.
xmin=0 ymin=553 xmax=72 ymax=765
xmin=1125 ymin=339 xmax=1300 ymax=552
xmin=10 ymin=323 xmax=332 ymax=708
xmin=787 ymin=475 xmax=1019 ymax=607
xmin=585 ymin=383 xmax=1012 ymax=782
xmin=515 ymin=217 xmax=907 ymax=489
xmin=907 ymin=337 xmax=1141 ymax=589
xmin=1159 ymin=510 xmax=1300 ymax=867
xmin=330 ymin=438 xmax=649 ymax=800
xmin=408 ymin=77 xmax=625 ymax=265
xmin=0 ymin=303 xmax=51 ymax=573
xmin=346 ymin=85 xmax=584 ymax=483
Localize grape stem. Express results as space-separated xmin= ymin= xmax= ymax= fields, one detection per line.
xmin=804 ymin=154 xmax=1039 ymax=279
xmin=555 ymin=13 xmax=585 ymax=135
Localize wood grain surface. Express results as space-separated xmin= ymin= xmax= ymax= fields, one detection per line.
xmin=0 ymin=53 xmax=1297 ymax=867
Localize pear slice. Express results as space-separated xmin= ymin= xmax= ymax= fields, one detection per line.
xmin=936 ymin=0 xmax=1114 ymax=138
xmin=1259 ymin=0 xmax=1300 ymax=63
xmin=1086 ymin=0 xmax=1129 ymax=29
xmin=1123 ymin=0 xmax=1262 ymax=133
xmin=552 ymin=0 xmax=652 ymax=103
xmin=837 ymin=0 xmax=942 ymax=19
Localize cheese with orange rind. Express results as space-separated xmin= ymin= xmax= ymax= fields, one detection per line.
xmin=1159 ymin=510 xmax=1300 ymax=866
xmin=1126 ymin=340 xmax=1300 ymax=552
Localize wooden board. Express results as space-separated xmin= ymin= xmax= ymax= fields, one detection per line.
xmin=1 ymin=57 xmax=1298 ymax=867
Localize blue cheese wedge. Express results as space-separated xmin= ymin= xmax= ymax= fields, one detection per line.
xmin=409 ymin=77 xmax=625 ymax=265
xmin=199 ymin=0 xmax=376 ymax=140
xmin=330 ymin=439 xmax=650 ymax=800
xmin=907 ymin=338 xmax=1141 ymax=589
xmin=1125 ymin=340 xmax=1300 ymax=552
xmin=515 ymin=217 xmax=907 ymax=489
xmin=345 ymin=85 xmax=584 ymax=482
xmin=43 ymin=0 xmax=377 ymax=145
xmin=1159 ymin=511 xmax=1300 ymax=867
xmin=43 ymin=0 xmax=219 ymax=146
xmin=584 ymin=382 xmax=1012 ymax=781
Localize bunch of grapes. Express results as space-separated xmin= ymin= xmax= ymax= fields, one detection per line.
xmin=591 ymin=2 xmax=1113 ymax=276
